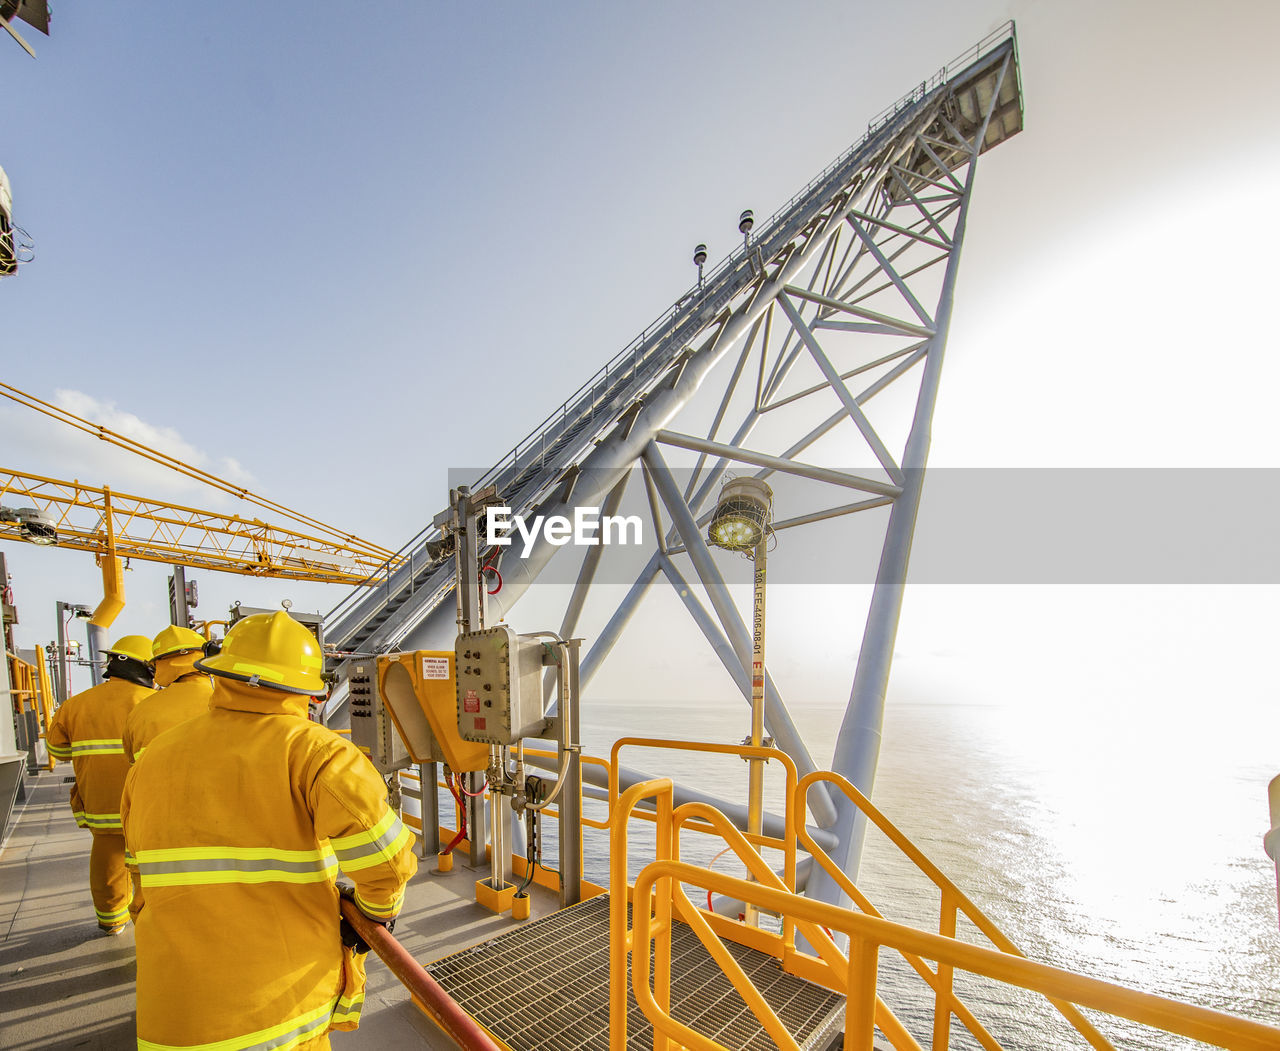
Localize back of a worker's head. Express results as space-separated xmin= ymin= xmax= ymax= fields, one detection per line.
xmin=103 ymin=635 xmax=156 ymax=688
xmin=195 ymin=610 xmax=325 ymax=699
xmin=151 ymin=624 xmax=208 ymax=687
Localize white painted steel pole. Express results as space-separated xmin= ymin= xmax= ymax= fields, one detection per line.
xmin=644 ymin=445 xmax=837 ymax=827
xmin=745 ymin=533 xmax=767 ymax=927
xmin=812 ymin=53 xmax=1012 ymax=910
xmin=1266 ymin=773 xmax=1280 ymax=930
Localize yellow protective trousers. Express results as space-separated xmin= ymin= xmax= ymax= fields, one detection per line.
xmin=89 ymin=831 xmax=130 ymax=929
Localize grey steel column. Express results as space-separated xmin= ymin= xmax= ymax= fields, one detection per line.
xmin=53 ymin=602 xmax=69 ymax=703
xmin=811 ymin=56 xmax=1008 ymax=908
xmin=559 ymin=638 xmax=583 ymax=906
xmin=466 ymin=771 xmax=485 ymax=868
xmin=657 ymin=556 xmax=747 ymax=691
xmin=451 ymin=485 xmax=493 ymax=872
xmin=170 ymin=564 xmax=189 ymax=627
xmin=488 ymin=745 xmax=507 ymax=890
xmin=22 ymin=710 xmax=39 ymax=774
xmin=420 ymin=761 xmax=439 ymax=857
xmin=86 ymin=622 xmax=106 ymax=685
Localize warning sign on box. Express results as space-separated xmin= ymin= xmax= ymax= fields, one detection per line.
xmin=463 ymin=689 xmax=480 ymax=713
xmin=422 ymin=657 xmax=450 ymax=680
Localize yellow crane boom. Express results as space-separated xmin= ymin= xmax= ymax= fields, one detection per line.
xmin=0 ymin=468 xmax=395 ymax=586
xmin=0 ymin=380 xmax=393 ymax=562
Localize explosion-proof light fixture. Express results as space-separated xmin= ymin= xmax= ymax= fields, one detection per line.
xmin=707 ymin=476 xmax=773 ymax=553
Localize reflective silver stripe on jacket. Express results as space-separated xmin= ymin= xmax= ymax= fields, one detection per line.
xmin=330 ymin=813 xmax=410 ymax=871
xmin=135 ymin=848 xmax=338 ymax=888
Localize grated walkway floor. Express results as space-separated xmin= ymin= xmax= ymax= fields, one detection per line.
xmin=428 ymin=894 xmax=845 ymax=1050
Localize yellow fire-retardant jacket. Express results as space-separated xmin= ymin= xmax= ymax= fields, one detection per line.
xmin=121 ymin=678 xmax=417 ymax=1050
xmin=122 ymin=657 xmax=214 ymax=763
xmin=46 ymin=677 xmax=151 ymax=832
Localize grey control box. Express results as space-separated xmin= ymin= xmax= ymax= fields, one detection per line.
xmin=455 ymin=625 xmax=549 ymax=745
xmin=344 ymin=658 xmax=409 ymax=775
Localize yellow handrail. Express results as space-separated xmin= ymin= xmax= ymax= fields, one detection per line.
xmin=604 ymin=741 xmax=1279 ymax=1050
xmin=524 ymin=746 xmax=613 ymax=830
xmin=631 ymin=859 xmax=1280 ymax=1051
xmin=7 ymin=647 xmax=56 ymax=770
xmin=668 ymin=800 xmax=922 ymax=1051
xmin=34 ymin=649 xmax=55 ymax=770
xmin=609 ymin=777 xmax=674 ymax=1051
xmin=795 ymin=770 xmax=1112 ymax=1049
xmin=609 ymin=736 xmax=803 ymax=850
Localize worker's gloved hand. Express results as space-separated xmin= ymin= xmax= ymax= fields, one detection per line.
xmin=336 ymin=882 xmax=393 ymax=955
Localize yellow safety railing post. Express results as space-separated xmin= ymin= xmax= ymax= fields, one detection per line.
xmin=609 ymin=776 xmax=673 ymax=1051
xmin=795 ymin=770 xmax=1112 ymax=1050
xmin=34 ymin=647 xmax=55 ymax=770
xmin=653 ymin=787 xmax=673 ymax=1051
xmin=933 ymin=889 xmax=957 ymax=1051
xmin=847 ymin=933 xmax=878 ymax=1051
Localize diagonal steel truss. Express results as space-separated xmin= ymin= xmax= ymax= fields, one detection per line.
xmin=327 ymin=25 xmax=1023 ymax=900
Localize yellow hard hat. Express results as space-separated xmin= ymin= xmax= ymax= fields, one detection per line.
xmin=105 ymin=635 xmax=156 ymax=665
xmin=152 ymin=624 xmax=207 ymax=660
xmin=195 ymin=611 xmax=325 ymax=696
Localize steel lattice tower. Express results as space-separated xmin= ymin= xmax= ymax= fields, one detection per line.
xmin=326 ymin=24 xmax=1023 ymax=910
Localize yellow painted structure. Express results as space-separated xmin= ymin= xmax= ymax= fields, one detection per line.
xmin=6 ymin=646 xmax=55 ymax=770
xmin=377 ymin=651 xmax=487 ymax=773
xmin=0 ymin=470 xmax=395 ymax=585
xmin=474 ymin=878 xmax=519 ymax=916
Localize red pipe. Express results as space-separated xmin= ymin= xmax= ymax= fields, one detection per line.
xmin=339 ymin=898 xmax=500 ymax=1051
xmin=443 ymin=771 xmax=468 ymax=855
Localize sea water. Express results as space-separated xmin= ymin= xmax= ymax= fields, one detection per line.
xmin=569 ymin=699 xmax=1280 ymax=1050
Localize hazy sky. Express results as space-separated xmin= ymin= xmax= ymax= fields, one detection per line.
xmin=1 ymin=2 xmax=1277 ymax=762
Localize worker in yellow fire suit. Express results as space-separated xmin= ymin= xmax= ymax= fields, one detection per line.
xmin=121 ymin=611 xmax=417 ymax=1050
xmin=122 ymin=624 xmax=215 ymax=763
xmin=46 ymin=634 xmax=155 ymax=934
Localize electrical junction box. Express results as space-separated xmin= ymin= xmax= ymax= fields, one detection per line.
xmin=345 ymin=658 xmax=409 ymax=775
xmin=376 ymin=650 xmax=487 ymax=773
xmin=456 ymin=625 xmax=549 ymax=745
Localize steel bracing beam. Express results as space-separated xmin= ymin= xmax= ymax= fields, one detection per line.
xmin=643 ymin=443 xmax=837 ymax=825
xmin=808 ymin=46 xmax=1015 ymax=916
xmin=323 ymin=29 xmax=1022 ymax=908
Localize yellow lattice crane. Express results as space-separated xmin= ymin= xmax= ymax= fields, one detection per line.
xmin=0 ymin=469 xmax=396 ymax=586
xmin=0 ymin=380 xmax=401 ymax=653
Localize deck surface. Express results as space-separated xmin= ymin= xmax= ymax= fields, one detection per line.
xmin=0 ymin=769 xmax=565 ymax=1050
xmin=428 ymin=894 xmax=844 ymax=1051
